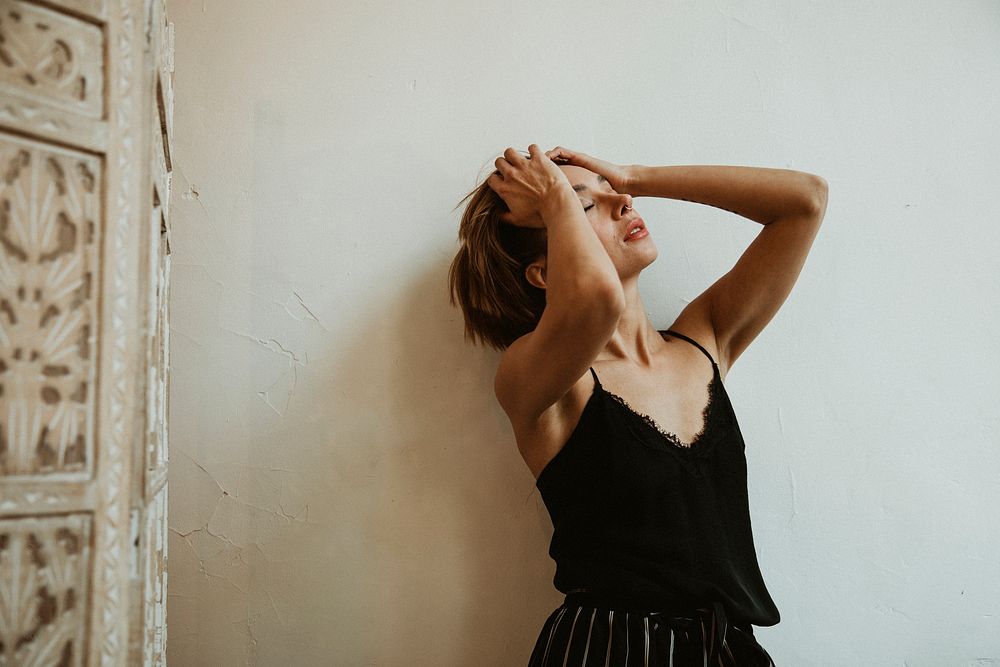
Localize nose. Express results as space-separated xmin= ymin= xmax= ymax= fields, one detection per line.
xmin=613 ymin=193 xmax=633 ymax=218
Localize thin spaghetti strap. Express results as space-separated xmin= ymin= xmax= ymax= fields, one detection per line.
xmin=662 ymin=329 xmax=718 ymax=367
xmin=588 ymin=366 xmax=601 ymax=386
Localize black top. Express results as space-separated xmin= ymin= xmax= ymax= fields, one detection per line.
xmin=534 ymin=329 xmax=781 ymax=627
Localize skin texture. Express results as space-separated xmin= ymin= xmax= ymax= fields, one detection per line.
xmin=490 ymin=145 xmax=828 ymax=481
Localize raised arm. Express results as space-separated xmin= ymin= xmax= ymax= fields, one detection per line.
xmin=490 ymin=146 xmax=625 ymax=423
xmin=627 ymin=164 xmax=829 ymax=375
xmin=626 ymin=164 xmax=824 ymax=225
xmin=496 ymin=143 xmax=828 ymax=384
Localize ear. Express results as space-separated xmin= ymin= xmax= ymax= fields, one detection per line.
xmin=524 ymin=257 xmax=547 ymax=290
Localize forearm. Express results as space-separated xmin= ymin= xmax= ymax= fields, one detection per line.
xmin=540 ymin=185 xmax=625 ymax=307
xmin=627 ymin=164 xmax=826 ymax=225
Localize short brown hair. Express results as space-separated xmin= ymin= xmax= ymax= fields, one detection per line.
xmin=448 ymin=172 xmax=548 ymax=351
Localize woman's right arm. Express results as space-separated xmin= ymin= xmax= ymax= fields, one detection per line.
xmin=494 ymin=172 xmax=625 ymax=425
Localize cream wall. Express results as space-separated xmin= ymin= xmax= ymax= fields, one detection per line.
xmin=166 ymin=1 xmax=1000 ymax=664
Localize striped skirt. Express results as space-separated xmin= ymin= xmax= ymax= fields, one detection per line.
xmin=527 ymin=596 xmax=775 ymax=667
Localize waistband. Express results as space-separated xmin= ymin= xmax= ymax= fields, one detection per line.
xmin=563 ymin=591 xmax=748 ymax=663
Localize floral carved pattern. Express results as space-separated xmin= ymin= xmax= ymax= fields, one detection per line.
xmin=0 ymin=514 xmax=91 ymax=667
xmin=0 ymin=136 xmax=100 ymax=478
xmin=0 ymin=2 xmax=104 ymax=118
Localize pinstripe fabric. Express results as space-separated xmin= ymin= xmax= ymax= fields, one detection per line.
xmin=527 ymin=602 xmax=775 ymax=667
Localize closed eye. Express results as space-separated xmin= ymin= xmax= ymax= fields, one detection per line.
xmin=583 ymin=203 xmax=595 ymax=212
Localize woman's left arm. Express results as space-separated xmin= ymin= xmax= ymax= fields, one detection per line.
xmin=626 ymin=164 xmax=825 ymax=225
xmin=626 ymin=164 xmax=829 ymax=374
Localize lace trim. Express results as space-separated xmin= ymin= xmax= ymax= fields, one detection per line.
xmin=603 ymin=374 xmax=720 ymax=450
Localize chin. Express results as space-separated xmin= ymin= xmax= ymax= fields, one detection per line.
xmin=642 ymin=245 xmax=659 ymax=266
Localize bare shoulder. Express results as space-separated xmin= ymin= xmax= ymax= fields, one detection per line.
xmin=667 ymin=297 xmax=730 ymax=382
xmin=494 ymin=331 xmax=596 ymax=481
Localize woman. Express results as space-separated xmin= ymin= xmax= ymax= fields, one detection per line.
xmin=449 ymin=144 xmax=828 ymax=666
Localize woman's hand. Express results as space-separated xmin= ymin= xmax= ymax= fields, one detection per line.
xmin=487 ymin=144 xmax=571 ymax=228
xmin=545 ymin=146 xmax=635 ymax=195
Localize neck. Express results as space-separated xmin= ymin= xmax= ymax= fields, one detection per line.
xmin=597 ymin=275 xmax=663 ymax=367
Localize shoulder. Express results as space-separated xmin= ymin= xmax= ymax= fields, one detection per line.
xmin=667 ymin=299 xmax=730 ymax=381
xmin=494 ymin=332 xmax=596 ymax=479
xmin=495 ymin=330 xmax=592 ymax=423
xmin=492 ymin=330 xmax=533 ymax=414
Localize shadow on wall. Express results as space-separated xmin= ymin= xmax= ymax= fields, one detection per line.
xmin=327 ymin=257 xmax=561 ymax=665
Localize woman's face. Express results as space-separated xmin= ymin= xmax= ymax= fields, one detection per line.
xmin=559 ymin=165 xmax=658 ymax=280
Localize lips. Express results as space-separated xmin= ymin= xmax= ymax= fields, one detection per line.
xmin=622 ymin=218 xmax=649 ymax=241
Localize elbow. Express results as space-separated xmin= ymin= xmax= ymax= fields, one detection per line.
xmin=804 ymin=174 xmax=829 ymax=215
xmin=544 ymin=277 xmax=624 ymax=342
xmin=549 ymin=273 xmax=625 ymax=320
xmin=563 ymin=275 xmax=625 ymax=321
xmin=587 ymin=277 xmax=626 ymax=320
xmin=574 ymin=278 xmax=625 ymax=339
xmin=782 ymin=172 xmax=827 ymax=220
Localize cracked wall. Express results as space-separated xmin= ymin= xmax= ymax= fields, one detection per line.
xmin=165 ymin=0 xmax=1000 ymax=664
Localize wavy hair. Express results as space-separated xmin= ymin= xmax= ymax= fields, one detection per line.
xmin=448 ymin=164 xmax=548 ymax=351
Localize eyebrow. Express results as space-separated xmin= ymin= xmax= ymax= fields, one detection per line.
xmin=571 ymin=174 xmax=609 ymax=193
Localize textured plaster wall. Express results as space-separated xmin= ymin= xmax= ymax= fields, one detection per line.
xmin=165 ymin=1 xmax=1000 ymax=665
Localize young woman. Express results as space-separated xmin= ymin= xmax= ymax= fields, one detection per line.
xmin=449 ymin=144 xmax=828 ymax=666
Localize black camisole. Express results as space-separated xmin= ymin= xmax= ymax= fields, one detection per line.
xmin=534 ymin=329 xmax=781 ymax=628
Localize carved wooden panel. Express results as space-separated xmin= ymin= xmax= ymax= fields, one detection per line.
xmin=143 ymin=191 xmax=168 ymax=497
xmin=50 ymin=0 xmax=108 ymax=22
xmin=0 ymin=2 xmax=104 ymax=118
xmin=126 ymin=0 xmax=172 ymax=663
xmin=0 ymin=133 xmax=100 ymax=480
xmin=0 ymin=0 xmax=163 ymax=664
xmin=0 ymin=1 xmax=108 ymax=153
xmin=142 ymin=485 xmax=166 ymax=666
xmin=90 ymin=0 xmax=141 ymax=662
xmin=0 ymin=513 xmax=92 ymax=666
